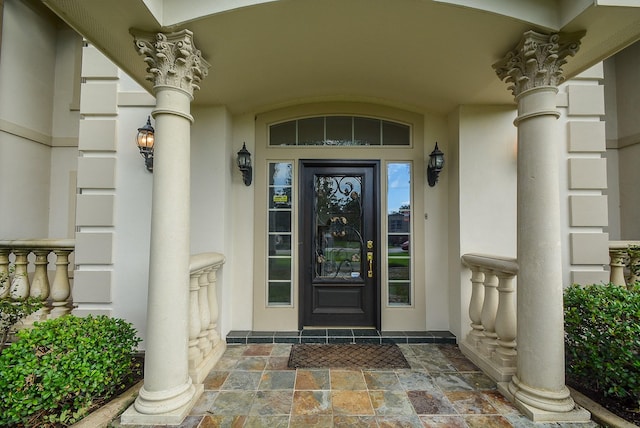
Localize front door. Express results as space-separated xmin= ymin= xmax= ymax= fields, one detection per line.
xmin=299 ymin=160 xmax=380 ymax=328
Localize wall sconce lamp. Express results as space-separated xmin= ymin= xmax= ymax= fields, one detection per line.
xmin=427 ymin=142 xmax=445 ymax=187
xmin=136 ymin=116 xmax=155 ymax=172
xmin=237 ymin=142 xmax=252 ymax=186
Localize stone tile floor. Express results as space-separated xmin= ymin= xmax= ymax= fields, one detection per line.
xmin=113 ymin=343 xmax=600 ymax=427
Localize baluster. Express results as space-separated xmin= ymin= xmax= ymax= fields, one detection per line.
xmin=479 ymin=269 xmax=499 ymax=357
xmin=10 ymin=250 xmax=30 ymax=300
xmin=466 ymin=266 xmax=485 ymax=348
xmin=0 ymin=249 xmax=10 ymax=299
xmin=30 ymin=249 xmax=52 ymax=319
xmin=188 ymin=271 xmax=203 ymax=369
xmin=493 ymin=272 xmax=517 ymax=368
xmin=609 ymin=249 xmax=627 ymax=287
xmin=49 ymin=249 xmax=72 ymax=318
xmin=207 ymin=264 xmax=220 ymax=346
xmin=628 ymin=252 xmax=640 ymax=286
xmin=197 ymin=268 xmax=212 ymax=356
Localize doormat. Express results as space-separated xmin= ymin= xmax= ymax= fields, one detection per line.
xmin=287 ymin=343 xmax=410 ymax=369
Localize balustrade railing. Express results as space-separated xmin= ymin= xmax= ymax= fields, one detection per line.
xmin=460 ymin=253 xmax=518 ymax=383
xmin=609 ymin=241 xmax=640 ymax=288
xmin=0 ymin=240 xmax=75 ymax=321
xmin=188 ymin=252 xmax=226 ymax=384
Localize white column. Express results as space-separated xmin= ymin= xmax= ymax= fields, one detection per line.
xmin=494 ymin=31 xmax=589 ymax=422
xmin=123 ymin=29 xmax=210 ymax=425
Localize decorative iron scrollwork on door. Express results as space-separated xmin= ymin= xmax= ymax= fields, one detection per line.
xmin=314 ymin=175 xmax=365 ymax=280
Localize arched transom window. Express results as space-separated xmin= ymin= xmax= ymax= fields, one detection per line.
xmin=269 ymin=116 xmax=411 ymax=146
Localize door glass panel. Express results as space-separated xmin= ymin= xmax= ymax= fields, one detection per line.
xmin=314 ymin=175 xmax=363 ymax=281
xmin=387 ymin=163 xmax=411 ymax=305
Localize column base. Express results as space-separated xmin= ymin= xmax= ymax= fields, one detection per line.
xmin=120 ymin=383 xmax=203 ymax=426
xmin=498 ymin=380 xmax=591 ymax=423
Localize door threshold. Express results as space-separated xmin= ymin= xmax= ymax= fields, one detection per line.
xmin=226 ymin=329 xmax=457 ymax=345
xmin=302 ymin=326 xmax=377 ymax=330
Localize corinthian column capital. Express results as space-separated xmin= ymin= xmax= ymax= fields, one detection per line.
xmin=493 ymin=30 xmax=584 ymax=98
xmin=132 ymin=29 xmax=210 ymax=96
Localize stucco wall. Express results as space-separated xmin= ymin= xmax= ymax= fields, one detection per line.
xmin=612 ymin=42 xmax=640 ymax=239
xmin=0 ymin=0 xmax=79 ymax=239
xmin=0 ymin=0 xmax=55 ymax=238
xmin=191 ymin=106 xmax=237 ymax=337
xmin=111 ymin=101 xmax=155 ymax=342
xmin=423 ymin=113 xmax=450 ymax=331
xmin=619 ymin=142 xmax=640 ymax=239
xmin=603 ymin=55 xmax=621 ymax=240
xmin=452 ymin=105 xmax=518 ymax=340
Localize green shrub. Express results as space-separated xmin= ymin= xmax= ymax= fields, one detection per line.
xmin=0 ymin=314 xmax=142 ymax=427
xmin=564 ymin=283 xmax=640 ymax=407
xmin=0 ymin=297 xmax=44 ymax=354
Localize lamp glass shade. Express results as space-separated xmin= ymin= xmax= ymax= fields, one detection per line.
xmin=237 ymin=143 xmax=251 ymax=168
xmin=137 ymin=131 xmax=154 ymax=149
xmin=136 ymin=117 xmax=155 ymax=149
xmin=428 ymin=143 xmax=444 ymax=170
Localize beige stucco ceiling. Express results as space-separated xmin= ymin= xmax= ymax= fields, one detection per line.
xmin=42 ymin=0 xmax=640 ymax=115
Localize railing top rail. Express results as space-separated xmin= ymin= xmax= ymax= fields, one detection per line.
xmin=609 ymin=240 xmax=640 ymax=250
xmin=190 ymin=252 xmax=226 ymax=273
xmin=0 ymin=239 xmax=75 ymax=250
xmin=461 ymin=253 xmax=518 ymax=275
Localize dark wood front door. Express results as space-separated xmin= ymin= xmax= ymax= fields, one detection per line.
xmin=299 ymin=160 xmax=380 ymax=328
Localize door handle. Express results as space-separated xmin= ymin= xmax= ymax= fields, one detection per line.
xmin=366 ymin=240 xmax=374 ymax=278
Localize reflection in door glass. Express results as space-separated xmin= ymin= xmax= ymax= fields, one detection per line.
xmin=267 ymin=162 xmax=293 ymax=305
xmin=314 ymin=175 xmax=364 ymax=280
xmin=387 ymin=163 xmax=411 ymax=305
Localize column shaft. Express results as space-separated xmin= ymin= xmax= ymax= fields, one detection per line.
xmin=126 ymin=30 xmax=210 ymax=423
xmin=513 ymin=86 xmax=569 ymax=398
xmin=493 ymin=30 xmax=590 ymax=422
xmin=135 ymin=87 xmax=195 ymax=414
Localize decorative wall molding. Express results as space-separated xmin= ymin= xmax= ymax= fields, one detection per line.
xmin=606 ymin=135 xmax=640 ymax=150
xmin=0 ymin=118 xmax=52 ymax=147
xmin=118 ymin=91 xmax=156 ymax=107
xmin=618 ymin=132 xmax=640 ymax=149
xmin=51 ymin=137 xmax=79 ymax=147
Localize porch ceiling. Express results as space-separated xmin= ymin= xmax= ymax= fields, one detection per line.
xmin=42 ymin=0 xmax=640 ymax=115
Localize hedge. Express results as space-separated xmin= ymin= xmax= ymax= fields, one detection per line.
xmin=0 ymin=315 xmax=141 ymax=426
xmin=564 ymin=283 xmax=640 ymax=406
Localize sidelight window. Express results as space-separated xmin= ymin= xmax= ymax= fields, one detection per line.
xmin=267 ymin=162 xmax=293 ymax=306
xmin=387 ymin=162 xmax=412 ymax=305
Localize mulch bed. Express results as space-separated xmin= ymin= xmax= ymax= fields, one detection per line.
xmin=568 ymin=379 xmax=640 ymax=425
xmin=287 ymin=343 xmax=410 ymax=369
